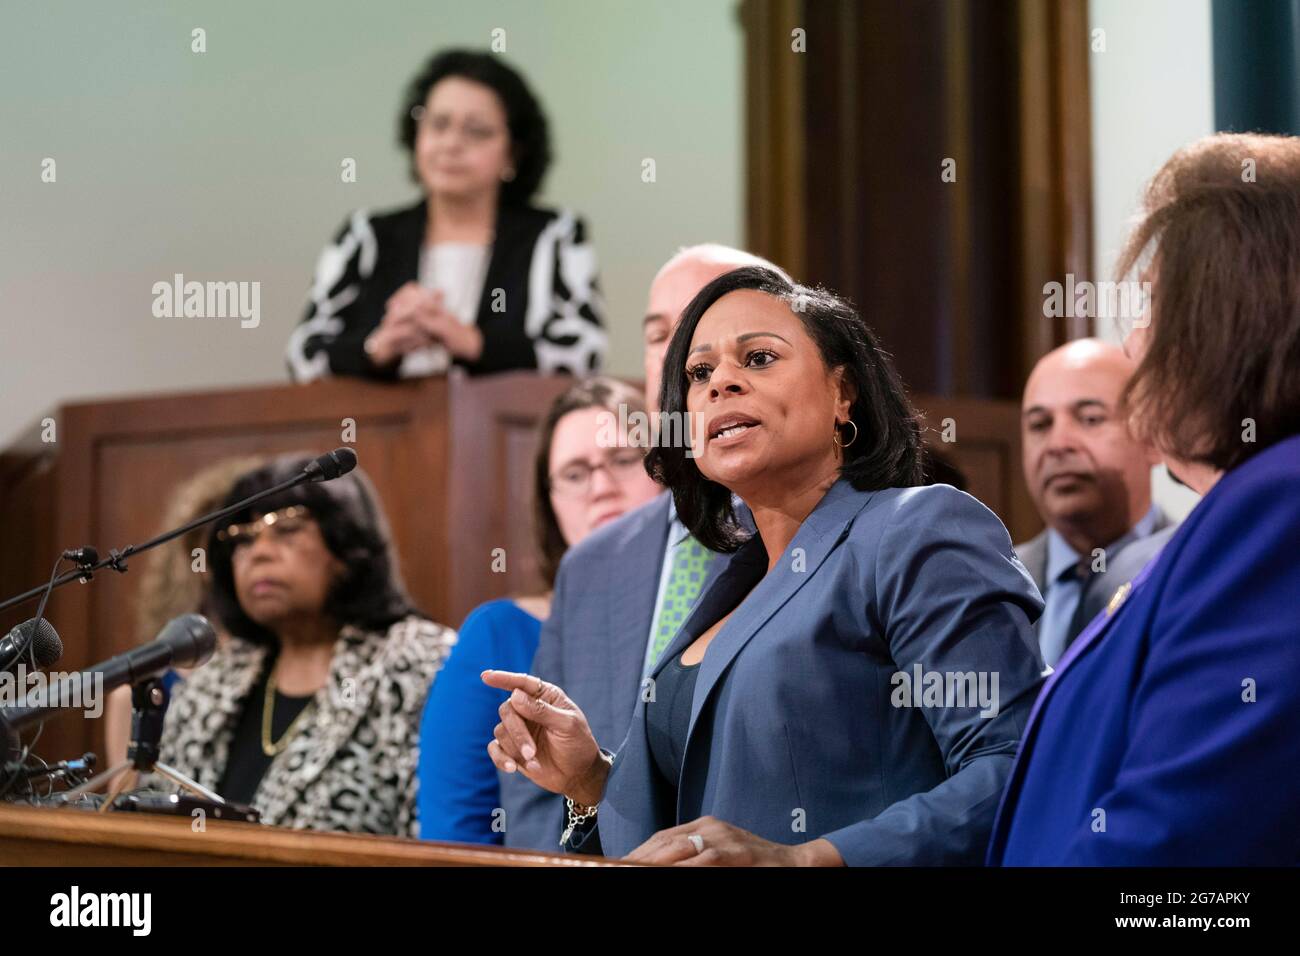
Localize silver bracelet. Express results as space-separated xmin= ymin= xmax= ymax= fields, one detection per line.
xmin=560 ymin=749 xmax=613 ymax=846
xmin=560 ymin=796 xmax=598 ymax=847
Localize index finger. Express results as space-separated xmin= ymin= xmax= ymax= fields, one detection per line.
xmin=481 ymin=669 xmax=544 ymax=695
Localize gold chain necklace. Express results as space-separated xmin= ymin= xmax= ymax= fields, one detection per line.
xmin=261 ymin=668 xmax=315 ymax=757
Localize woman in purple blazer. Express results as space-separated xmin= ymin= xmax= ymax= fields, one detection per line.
xmin=989 ymin=133 xmax=1300 ymax=865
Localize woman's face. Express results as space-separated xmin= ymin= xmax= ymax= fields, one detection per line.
xmin=415 ymin=76 xmax=513 ymax=203
xmin=683 ymin=290 xmax=853 ymax=497
xmin=548 ymin=407 xmax=662 ymax=547
xmin=230 ymin=509 xmax=346 ymax=632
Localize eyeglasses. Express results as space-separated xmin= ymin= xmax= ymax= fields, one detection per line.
xmin=216 ymin=506 xmax=312 ymax=548
xmin=409 ymin=106 xmax=505 ymax=144
xmin=548 ymin=450 xmax=648 ymax=498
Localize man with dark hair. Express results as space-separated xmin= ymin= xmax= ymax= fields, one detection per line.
xmin=1016 ymin=338 xmax=1176 ymax=667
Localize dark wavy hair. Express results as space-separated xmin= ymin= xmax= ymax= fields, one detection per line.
xmin=644 ymin=266 xmax=925 ymax=553
xmin=399 ymin=49 xmax=552 ymax=206
xmin=533 ymin=377 xmax=649 ymax=588
xmin=206 ymin=455 xmax=424 ymax=646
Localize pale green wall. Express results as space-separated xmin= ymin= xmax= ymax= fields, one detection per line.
xmin=0 ymin=0 xmax=743 ymax=446
xmin=1089 ymin=0 xmax=1214 ymax=519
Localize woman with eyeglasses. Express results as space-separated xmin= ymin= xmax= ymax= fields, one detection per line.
xmin=417 ymin=377 xmax=663 ymax=843
xmin=151 ymin=456 xmax=455 ymax=836
xmin=286 ymin=49 xmax=606 ymax=382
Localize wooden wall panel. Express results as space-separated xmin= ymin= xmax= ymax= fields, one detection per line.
xmin=446 ymin=374 xmax=573 ymax=625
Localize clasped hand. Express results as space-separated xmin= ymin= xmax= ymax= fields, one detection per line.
xmin=365 ymin=282 xmax=483 ymax=365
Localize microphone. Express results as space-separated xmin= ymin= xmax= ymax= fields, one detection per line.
xmin=62 ymin=547 xmax=99 ymax=566
xmin=302 ymin=447 xmax=357 ymax=482
xmin=0 ymin=614 xmax=217 ymax=734
xmin=0 ymin=618 xmax=63 ymax=673
xmin=0 ymin=446 xmax=361 ymax=614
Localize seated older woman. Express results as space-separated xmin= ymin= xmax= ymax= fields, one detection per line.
xmin=988 ymin=133 xmax=1300 ymax=865
xmin=153 ymin=455 xmax=454 ymax=836
xmin=482 ymin=266 xmax=1045 ymax=865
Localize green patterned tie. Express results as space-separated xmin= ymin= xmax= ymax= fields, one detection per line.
xmin=651 ymin=536 xmax=713 ymax=663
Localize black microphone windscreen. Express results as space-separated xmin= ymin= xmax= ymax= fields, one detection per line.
xmin=304 ymin=447 xmax=358 ymax=482
xmin=155 ymin=613 xmax=217 ymax=670
xmin=9 ymin=618 xmax=63 ymax=668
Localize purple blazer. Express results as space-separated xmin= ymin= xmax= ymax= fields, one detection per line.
xmin=988 ymin=434 xmax=1300 ymax=865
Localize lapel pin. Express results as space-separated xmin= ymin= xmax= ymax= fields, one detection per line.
xmin=1105 ymin=582 xmax=1132 ymax=617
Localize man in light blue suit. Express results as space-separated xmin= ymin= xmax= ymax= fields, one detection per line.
xmin=499 ymin=245 xmax=788 ymax=850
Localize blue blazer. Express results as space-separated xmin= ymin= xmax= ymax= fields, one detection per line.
xmin=499 ymin=492 xmax=732 ymax=850
xmin=988 ymin=434 xmax=1300 ymax=866
xmin=576 ymin=479 xmax=1045 ymax=865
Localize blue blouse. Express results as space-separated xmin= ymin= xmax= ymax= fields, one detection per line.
xmin=417 ymin=599 xmax=542 ymax=844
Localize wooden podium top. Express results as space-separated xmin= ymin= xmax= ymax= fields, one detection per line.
xmin=0 ymin=804 xmax=624 ymax=867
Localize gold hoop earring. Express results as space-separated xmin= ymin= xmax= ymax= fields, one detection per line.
xmin=833 ymin=419 xmax=859 ymax=448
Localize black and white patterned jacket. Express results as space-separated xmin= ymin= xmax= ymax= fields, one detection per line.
xmin=153 ymin=616 xmax=455 ymax=836
xmin=285 ymin=199 xmax=607 ymax=381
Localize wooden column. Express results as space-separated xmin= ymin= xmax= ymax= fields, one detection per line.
xmin=742 ymin=0 xmax=1095 ymax=400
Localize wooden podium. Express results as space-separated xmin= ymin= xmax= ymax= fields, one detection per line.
xmin=0 ymin=372 xmax=1035 ymax=776
xmin=0 ymin=372 xmax=574 ymax=764
xmin=0 ymin=804 xmax=619 ymax=866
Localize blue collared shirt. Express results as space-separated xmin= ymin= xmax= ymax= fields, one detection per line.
xmin=1038 ymin=505 xmax=1160 ymax=667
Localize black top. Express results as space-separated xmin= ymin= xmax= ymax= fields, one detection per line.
xmin=286 ymin=200 xmax=605 ymax=381
xmin=645 ymin=651 xmax=701 ymax=788
xmin=217 ymin=656 xmax=314 ymax=806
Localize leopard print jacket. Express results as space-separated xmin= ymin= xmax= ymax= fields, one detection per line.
xmin=153 ymin=616 xmax=454 ymax=836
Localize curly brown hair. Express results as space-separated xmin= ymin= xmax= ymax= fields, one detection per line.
xmin=1115 ymin=132 xmax=1300 ymax=471
xmin=132 ymin=456 xmax=264 ymax=643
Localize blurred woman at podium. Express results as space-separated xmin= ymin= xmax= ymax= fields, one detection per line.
xmin=286 ymin=49 xmax=607 ymax=383
xmin=150 ymin=455 xmax=455 ymax=836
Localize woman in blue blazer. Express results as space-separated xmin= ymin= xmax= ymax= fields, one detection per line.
xmin=989 ymin=133 xmax=1300 ymax=866
xmin=483 ymin=266 xmax=1046 ymax=865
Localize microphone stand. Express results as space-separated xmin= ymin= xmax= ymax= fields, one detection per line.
xmin=0 ymin=447 xmax=354 ymax=803
xmin=0 ymin=459 xmax=337 ymax=613
xmin=59 ymin=676 xmax=226 ymax=813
